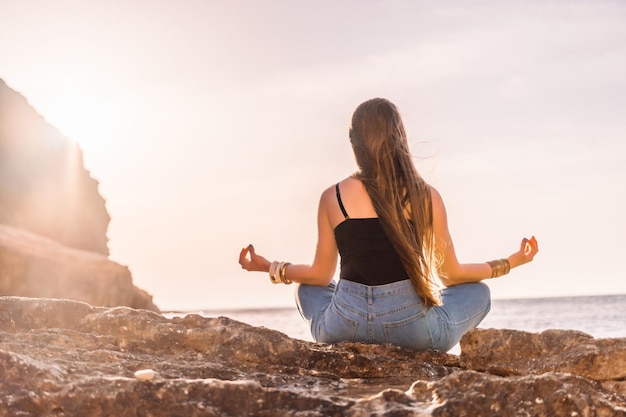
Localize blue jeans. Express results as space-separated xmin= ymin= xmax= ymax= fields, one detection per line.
xmin=295 ymin=279 xmax=491 ymax=352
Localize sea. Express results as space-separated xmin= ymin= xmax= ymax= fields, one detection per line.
xmin=168 ymin=294 xmax=625 ymax=355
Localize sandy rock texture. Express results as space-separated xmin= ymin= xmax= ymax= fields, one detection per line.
xmin=1 ymin=297 xmax=624 ymax=416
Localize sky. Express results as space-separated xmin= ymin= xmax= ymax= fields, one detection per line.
xmin=1 ymin=0 xmax=625 ymax=311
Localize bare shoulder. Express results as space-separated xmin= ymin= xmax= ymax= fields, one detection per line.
xmin=429 ymin=185 xmax=448 ymax=216
xmin=319 ymin=180 xmax=342 ymax=210
xmin=321 ymin=177 xmax=356 ymax=199
xmin=319 ymin=178 xmax=358 ymax=225
xmin=319 ymin=184 xmax=335 ymax=205
xmin=429 ymin=185 xmax=443 ymax=204
xmin=341 ymin=175 xmax=363 ymax=189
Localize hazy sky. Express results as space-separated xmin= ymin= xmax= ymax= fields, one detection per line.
xmin=2 ymin=0 xmax=625 ymax=310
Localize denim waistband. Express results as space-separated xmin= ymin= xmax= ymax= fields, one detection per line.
xmin=336 ymin=278 xmax=415 ymax=298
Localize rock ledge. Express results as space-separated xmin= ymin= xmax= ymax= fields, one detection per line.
xmin=1 ymin=297 xmax=624 ymax=416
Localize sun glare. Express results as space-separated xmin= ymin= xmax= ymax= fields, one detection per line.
xmin=31 ymin=71 xmax=131 ymax=168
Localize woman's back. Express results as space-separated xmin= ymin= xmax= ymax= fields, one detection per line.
xmin=334 ymin=178 xmax=410 ymax=286
xmin=327 ymin=177 xmax=378 ymax=229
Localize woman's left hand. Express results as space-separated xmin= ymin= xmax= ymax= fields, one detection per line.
xmin=239 ymin=244 xmax=271 ymax=272
xmin=508 ymin=236 xmax=539 ymax=268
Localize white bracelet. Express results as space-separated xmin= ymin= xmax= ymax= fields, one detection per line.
xmin=269 ymin=261 xmax=281 ymax=284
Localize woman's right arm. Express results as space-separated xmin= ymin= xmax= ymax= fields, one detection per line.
xmin=430 ymin=186 xmax=538 ymax=287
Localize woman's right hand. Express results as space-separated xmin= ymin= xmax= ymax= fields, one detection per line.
xmin=238 ymin=244 xmax=271 ymax=273
xmin=509 ymin=236 xmax=539 ymax=268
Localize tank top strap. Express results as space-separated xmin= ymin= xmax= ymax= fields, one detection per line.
xmin=335 ymin=183 xmax=349 ymax=219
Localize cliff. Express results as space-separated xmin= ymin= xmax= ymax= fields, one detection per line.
xmin=0 ymin=78 xmax=157 ymax=310
xmin=0 ymin=224 xmax=158 ymax=311
xmin=0 ymin=78 xmax=109 ymax=255
xmin=1 ymin=297 xmax=624 ymax=416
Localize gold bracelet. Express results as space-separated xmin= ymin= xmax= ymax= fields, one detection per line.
xmin=487 ymin=259 xmax=511 ymax=278
xmin=280 ymin=262 xmax=292 ymax=284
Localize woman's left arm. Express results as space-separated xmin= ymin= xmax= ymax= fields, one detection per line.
xmin=238 ymin=187 xmax=339 ymax=286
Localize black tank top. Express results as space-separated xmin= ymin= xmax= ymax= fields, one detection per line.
xmin=333 ymin=183 xmax=409 ymax=285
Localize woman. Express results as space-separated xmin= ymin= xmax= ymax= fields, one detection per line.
xmin=239 ymin=98 xmax=538 ymax=352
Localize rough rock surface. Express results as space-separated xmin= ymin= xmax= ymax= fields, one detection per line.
xmin=0 ymin=225 xmax=158 ymax=311
xmin=0 ymin=78 xmax=109 ymax=255
xmin=461 ymin=327 xmax=626 ymax=381
xmin=1 ymin=297 xmax=624 ymax=416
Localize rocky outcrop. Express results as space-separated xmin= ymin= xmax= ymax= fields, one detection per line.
xmin=0 ymin=297 xmax=624 ymax=416
xmin=0 ymin=78 xmax=109 ymax=255
xmin=460 ymin=327 xmax=626 ymax=383
xmin=0 ymin=225 xmax=157 ymax=311
xmin=0 ymin=79 xmax=156 ymax=310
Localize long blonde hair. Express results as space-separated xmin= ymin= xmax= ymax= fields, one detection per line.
xmin=349 ymin=98 xmax=441 ymax=306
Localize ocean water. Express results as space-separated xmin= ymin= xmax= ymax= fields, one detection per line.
xmin=172 ymin=294 xmax=625 ymax=354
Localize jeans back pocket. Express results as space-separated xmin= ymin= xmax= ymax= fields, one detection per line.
xmin=316 ymin=302 xmax=359 ymax=344
xmin=383 ymin=310 xmax=433 ymax=350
